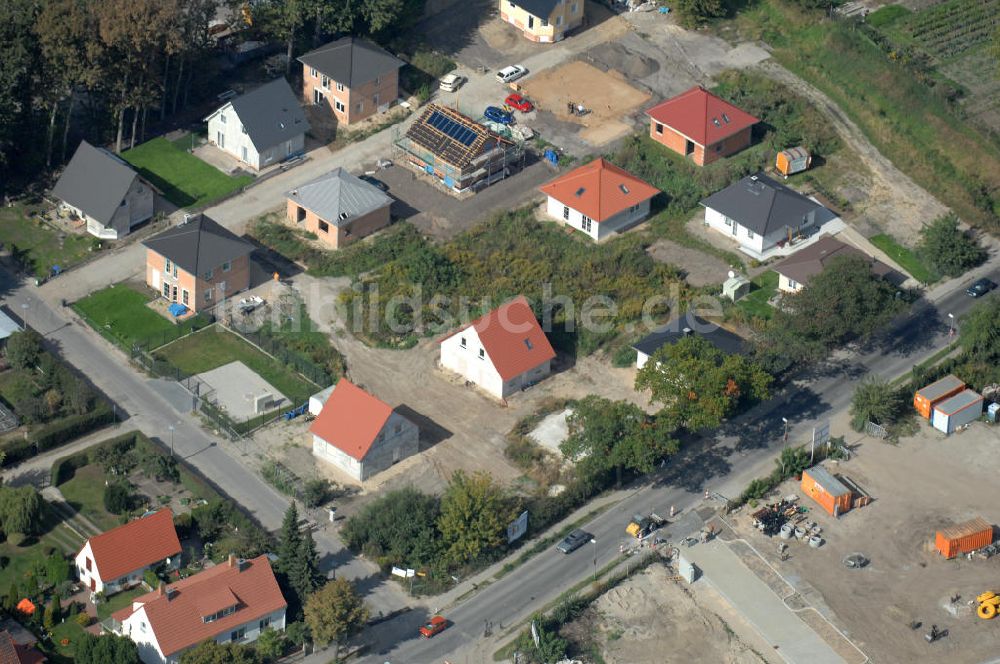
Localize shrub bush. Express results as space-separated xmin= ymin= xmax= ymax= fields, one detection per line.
xmin=30 ymin=402 xmax=114 ymax=452
xmin=103 ymin=482 xmax=135 ymax=514
xmin=75 ymin=612 xmax=91 ymax=627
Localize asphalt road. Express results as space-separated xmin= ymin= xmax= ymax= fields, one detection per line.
xmin=360 ymin=270 xmax=998 ymax=664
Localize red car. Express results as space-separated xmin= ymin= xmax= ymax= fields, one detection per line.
xmin=419 ymin=615 xmax=448 ymax=638
xmin=504 ymin=93 xmax=534 ymax=112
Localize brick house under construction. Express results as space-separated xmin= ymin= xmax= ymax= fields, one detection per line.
xmin=396 ymin=104 xmax=518 ymax=193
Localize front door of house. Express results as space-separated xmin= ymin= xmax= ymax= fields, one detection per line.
xmin=89 ymin=578 xmax=95 ymax=591
xmin=171 ymin=285 xmax=177 ymax=302
xmin=217 ymin=131 xmax=225 ymax=149
xmin=528 ymin=16 xmax=534 ymax=28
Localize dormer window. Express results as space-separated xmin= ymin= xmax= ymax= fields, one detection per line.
xmin=202 ymin=605 xmax=237 ymax=623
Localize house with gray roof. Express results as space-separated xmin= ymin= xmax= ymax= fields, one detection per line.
xmin=143 ymin=214 xmax=255 ymax=312
xmin=51 ymin=140 xmax=155 ymax=240
xmin=700 ymin=173 xmax=838 ymax=260
xmin=299 ymin=37 xmax=404 ymax=126
xmin=285 ymin=168 xmax=393 ymax=249
xmin=773 ymin=235 xmax=902 ymax=293
xmin=632 ymin=314 xmax=746 ymax=370
xmin=204 ymin=78 xmax=309 ymax=171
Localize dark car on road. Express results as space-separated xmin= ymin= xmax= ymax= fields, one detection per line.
xmin=556 ymin=529 xmax=593 ymax=554
xmin=484 ymin=106 xmax=514 ymax=125
xmin=358 ymin=174 xmax=389 ymax=192
xmin=967 ymin=278 xmax=997 ymax=297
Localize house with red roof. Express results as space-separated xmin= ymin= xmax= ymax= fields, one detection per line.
xmin=309 ymin=378 xmax=418 ymax=481
xmin=540 ymin=158 xmax=660 ymax=241
xmin=74 ymin=509 xmax=181 ymax=595
xmin=0 ymin=631 xmax=45 ymax=664
xmin=112 ymin=554 xmax=286 ymax=664
xmin=646 ymin=86 xmax=758 ymax=166
xmin=439 ymin=296 xmax=556 ymax=400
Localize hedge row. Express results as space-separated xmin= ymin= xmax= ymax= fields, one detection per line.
xmin=1 ymin=402 xmax=114 ymax=468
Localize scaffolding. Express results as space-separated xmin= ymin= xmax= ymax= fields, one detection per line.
xmin=392 ymin=103 xmax=525 ymax=195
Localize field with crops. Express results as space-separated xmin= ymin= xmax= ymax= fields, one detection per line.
xmin=894 ymin=0 xmax=999 ymax=60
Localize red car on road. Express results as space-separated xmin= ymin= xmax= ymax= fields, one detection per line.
xmin=419 ymin=615 xmax=448 ymax=638
xmin=504 ymin=93 xmax=534 ymax=112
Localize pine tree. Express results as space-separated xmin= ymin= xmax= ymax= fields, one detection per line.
xmin=277 ymin=502 xmax=302 ymax=575
xmin=290 ymin=529 xmax=324 ymax=600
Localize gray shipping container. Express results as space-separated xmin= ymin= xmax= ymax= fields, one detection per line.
xmin=932 ymin=389 xmax=983 ymax=434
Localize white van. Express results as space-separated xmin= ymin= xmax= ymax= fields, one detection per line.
xmin=439 ymin=73 xmax=465 ymax=92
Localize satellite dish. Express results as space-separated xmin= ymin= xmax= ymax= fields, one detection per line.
xmin=727 ymin=270 xmax=736 ymax=279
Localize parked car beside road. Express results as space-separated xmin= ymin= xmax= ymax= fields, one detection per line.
xmin=556 ymin=529 xmax=593 ymax=554
xmin=505 ymin=93 xmax=534 ymax=112
xmin=484 ymin=106 xmax=514 ymax=125
xmin=496 ymin=65 xmax=528 ymax=84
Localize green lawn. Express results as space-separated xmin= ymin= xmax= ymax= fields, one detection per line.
xmin=0 ymin=368 xmax=40 ymax=408
xmin=73 ymin=283 xmax=207 ymax=351
xmin=59 ymin=464 xmax=122 ymax=532
xmin=121 ymin=137 xmax=252 ymax=209
xmin=155 ymin=326 xmax=318 ymax=404
xmin=50 ymin=619 xmax=88 ymax=657
xmin=0 ymin=205 xmax=96 ymax=279
xmin=738 ymin=270 xmax=779 ymax=319
xmin=869 ymin=234 xmax=937 ymax=284
xmin=866 ymin=4 xmax=910 ymax=28
xmin=97 ymin=586 xmax=146 ymax=621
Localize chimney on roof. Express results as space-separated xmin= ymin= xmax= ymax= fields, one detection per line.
xmin=228 ymin=553 xmax=237 ymax=568
xmin=158 ymin=583 xmax=165 ymax=598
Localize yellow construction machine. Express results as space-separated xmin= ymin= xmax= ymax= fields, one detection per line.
xmin=977 ymin=591 xmax=999 ymax=619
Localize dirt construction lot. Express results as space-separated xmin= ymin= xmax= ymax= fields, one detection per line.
xmin=521 ymin=60 xmax=650 ymax=146
xmin=564 ymin=563 xmax=781 ymax=664
xmin=728 ymin=422 xmax=1000 ymax=663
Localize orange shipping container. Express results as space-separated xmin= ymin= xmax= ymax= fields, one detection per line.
xmin=801 ymin=467 xmax=852 ymax=517
xmin=935 ymin=517 xmax=994 ymax=559
xmin=913 ymin=374 xmax=965 ymax=419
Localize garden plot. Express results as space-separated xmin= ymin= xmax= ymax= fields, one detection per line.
xmin=196 ymin=361 xmax=289 ymax=420
xmin=520 ymin=60 xmax=650 ymax=146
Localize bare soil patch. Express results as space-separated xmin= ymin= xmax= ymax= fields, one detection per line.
xmin=521 ymin=61 xmax=650 ymax=147
xmin=647 ymin=238 xmax=732 ymax=287
xmin=564 ymin=563 xmax=779 ymax=664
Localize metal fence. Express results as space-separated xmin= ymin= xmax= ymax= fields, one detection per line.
xmin=225 ymin=326 xmax=333 ymax=389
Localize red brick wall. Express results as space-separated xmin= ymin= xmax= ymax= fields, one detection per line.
xmin=286 ymin=199 xmax=391 ymax=249
xmin=302 ymin=64 xmax=400 ymax=125
xmin=648 ymin=120 xmax=753 ymax=167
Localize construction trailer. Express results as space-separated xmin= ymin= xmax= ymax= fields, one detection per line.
xmin=935 ymin=517 xmax=994 ymax=559
xmin=800 ymin=466 xmax=853 ymax=517
xmin=931 ymin=388 xmax=983 ymax=434
xmin=394 ymin=103 xmax=522 ymax=195
xmin=913 ymin=374 xmax=965 ymax=419
xmin=775 ymin=146 xmax=811 ymax=177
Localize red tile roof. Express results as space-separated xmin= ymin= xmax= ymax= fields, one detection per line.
xmin=646 ymin=86 xmax=758 ymax=147
xmin=539 ymin=158 xmax=660 ymax=222
xmin=309 ymin=379 xmax=393 ymax=461
xmin=81 ymin=509 xmax=181 ymax=582
xmin=442 ymin=296 xmax=556 ymax=380
xmin=0 ymin=631 xmax=44 ymax=664
xmin=114 ymin=555 xmax=286 ymax=658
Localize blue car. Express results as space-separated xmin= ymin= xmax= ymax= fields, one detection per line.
xmin=484 ymin=106 xmax=514 ymax=125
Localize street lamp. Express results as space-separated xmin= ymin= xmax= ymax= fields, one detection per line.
xmin=591 ymin=538 xmax=598 ymax=582
xmin=168 ymin=424 xmax=175 ymax=458
xmin=948 ymin=313 xmax=955 ymax=337
xmin=782 ymin=417 xmax=789 ymax=443
xmin=20 ymin=302 xmax=29 ymax=331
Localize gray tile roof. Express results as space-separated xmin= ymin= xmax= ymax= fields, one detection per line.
xmin=0 ymin=309 xmax=20 ymax=341
xmin=208 ymin=78 xmax=309 ymax=152
xmin=142 ymin=214 xmax=254 ymax=275
xmin=633 ymin=315 xmax=746 ymax=358
xmin=700 ymin=173 xmax=826 ymax=237
xmin=285 ymin=168 xmax=392 ymax=227
xmin=51 ymin=140 xmax=142 ymax=225
xmin=298 ymin=37 xmax=404 ymax=88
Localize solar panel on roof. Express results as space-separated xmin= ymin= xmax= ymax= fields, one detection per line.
xmin=426 ymin=110 xmax=478 ymax=147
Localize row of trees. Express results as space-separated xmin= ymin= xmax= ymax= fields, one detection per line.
xmin=0 ymin=0 xmax=424 ymax=192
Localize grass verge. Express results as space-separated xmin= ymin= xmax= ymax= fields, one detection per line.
xmin=869 ymin=234 xmax=936 ymax=284
xmin=0 ymin=205 xmax=96 ymax=279
xmin=737 ymin=270 xmax=779 ymax=319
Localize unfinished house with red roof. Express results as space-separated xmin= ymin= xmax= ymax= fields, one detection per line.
xmin=646 ymin=86 xmax=758 ymax=166
xmin=539 ymin=158 xmax=660 ymax=241
xmin=439 ymin=296 xmax=556 ymax=400
xmin=74 ymin=509 xmax=181 ymax=595
xmin=112 ymin=554 xmax=286 ymax=664
xmin=309 ymin=378 xmax=418 ymax=482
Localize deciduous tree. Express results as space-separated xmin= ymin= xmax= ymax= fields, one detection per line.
xmin=437 ymin=470 xmax=517 ymax=566
xmin=636 ymin=335 xmax=771 ymax=430
xmin=303 ymin=579 xmax=369 ymax=660
xmin=0 ymin=485 xmax=45 ymax=536
xmin=6 ymin=330 xmax=42 ymax=370
xmin=918 ymin=212 xmax=985 ymax=278
xmin=74 ymin=632 xmax=141 ymax=664
xmin=850 ymin=375 xmax=906 ymax=431
xmin=178 ymin=640 xmax=260 ymax=664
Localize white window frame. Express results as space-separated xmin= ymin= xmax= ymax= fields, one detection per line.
xmin=747 ymin=228 xmax=755 ymax=239
xmin=335 ymin=99 xmax=345 ymax=113
xmin=581 ymin=216 xmax=592 ymax=232
xmin=336 ymin=81 xmax=345 ymax=92
xmin=310 ymin=67 xmax=318 ymax=78
xmin=562 ymin=206 xmax=569 ymax=220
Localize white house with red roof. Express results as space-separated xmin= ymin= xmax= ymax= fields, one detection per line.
xmin=112 ymin=554 xmax=286 ymax=664
xmin=439 ymin=296 xmax=556 ymax=400
xmin=646 ymin=86 xmax=758 ymax=166
xmin=309 ymin=378 xmax=418 ymax=481
xmin=540 ymin=158 xmax=660 ymax=241
xmin=75 ymin=509 xmax=181 ymax=595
